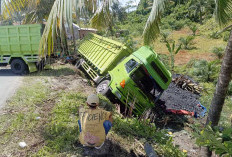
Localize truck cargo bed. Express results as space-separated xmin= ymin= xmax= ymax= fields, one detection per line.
xmin=78 ymin=33 xmax=132 ymax=75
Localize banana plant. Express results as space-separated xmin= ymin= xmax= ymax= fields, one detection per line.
xmin=165 ymin=41 xmax=182 ymax=72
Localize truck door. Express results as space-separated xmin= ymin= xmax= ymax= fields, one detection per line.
xmin=124 ymin=59 xmax=153 ymax=114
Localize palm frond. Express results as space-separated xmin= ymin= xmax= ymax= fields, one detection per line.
xmin=215 ymin=0 xmax=232 ymax=27
xmin=2 ymin=0 xmax=35 ymax=17
xmin=90 ymin=0 xmax=118 ymax=30
xmin=40 ymin=0 xmax=117 ymax=57
xmin=143 ymin=0 xmax=167 ymax=45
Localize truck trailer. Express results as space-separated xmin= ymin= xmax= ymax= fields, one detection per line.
xmin=0 ymin=24 xmax=42 ymax=74
xmin=77 ymin=33 xmax=172 ymax=115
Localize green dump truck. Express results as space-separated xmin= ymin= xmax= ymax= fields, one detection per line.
xmin=77 ymin=33 xmax=172 ymax=115
xmin=0 ymin=24 xmax=42 ymax=74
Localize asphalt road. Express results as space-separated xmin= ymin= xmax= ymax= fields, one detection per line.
xmin=0 ymin=67 xmax=22 ymax=109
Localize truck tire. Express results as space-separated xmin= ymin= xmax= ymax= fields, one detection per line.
xmin=11 ymin=59 xmax=27 ymax=74
xmin=96 ymin=80 xmax=110 ymax=96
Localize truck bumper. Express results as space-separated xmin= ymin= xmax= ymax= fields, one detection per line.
xmin=28 ymin=62 xmax=37 ymax=73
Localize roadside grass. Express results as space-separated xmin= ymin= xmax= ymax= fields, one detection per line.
xmin=0 ymin=64 xmax=78 ymax=156
xmin=0 ymin=77 xmax=51 ymax=156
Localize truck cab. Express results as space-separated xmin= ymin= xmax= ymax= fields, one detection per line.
xmin=107 ymin=46 xmax=172 ymax=115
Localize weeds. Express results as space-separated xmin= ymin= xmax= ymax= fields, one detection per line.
xmin=194 ymin=125 xmax=232 ymax=156
xmin=189 ymin=59 xmax=220 ymax=83
xmin=179 ymin=36 xmax=195 ymax=50
xmin=211 ymin=46 xmax=225 ymax=59
xmin=210 ymin=31 xmax=222 ymax=39
xmin=189 ymin=24 xmax=198 ymax=36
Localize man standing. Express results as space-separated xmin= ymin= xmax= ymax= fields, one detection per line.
xmin=78 ymin=94 xmax=113 ymax=149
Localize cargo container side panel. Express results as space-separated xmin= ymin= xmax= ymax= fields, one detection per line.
xmin=0 ymin=24 xmax=41 ymax=57
xmin=78 ymin=33 xmax=132 ymax=75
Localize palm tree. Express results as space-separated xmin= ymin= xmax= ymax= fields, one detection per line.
xmin=206 ymin=0 xmax=232 ymax=126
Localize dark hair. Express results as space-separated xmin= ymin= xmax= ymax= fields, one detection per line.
xmin=89 ymin=103 xmax=97 ymax=109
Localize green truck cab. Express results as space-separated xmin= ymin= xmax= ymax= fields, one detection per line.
xmin=0 ymin=24 xmax=42 ymax=74
xmin=77 ymin=33 xmax=172 ymax=115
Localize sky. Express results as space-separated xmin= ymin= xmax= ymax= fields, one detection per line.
xmin=119 ymin=0 xmax=140 ymax=7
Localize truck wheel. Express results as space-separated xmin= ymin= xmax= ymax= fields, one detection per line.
xmin=76 ymin=59 xmax=84 ymax=69
xmin=11 ymin=59 xmax=27 ymax=74
xmin=96 ymin=80 xmax=110 ymax=96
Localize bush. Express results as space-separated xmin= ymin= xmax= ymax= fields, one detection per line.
xmin=223 ymin=31 xmax=230 ymax=41
xmin=194 ymin=125 xmax=232 ymax=156
xmin=179 ymin=35 xmax=195 ymax=50
xmin=211 ymin=46 xmax=225 ymax=59
xmin=161 ymin=14 xmax=191 ymax=30
xmin=210 ymin=31 xmax=222 ymax=39
xmin=189 ymin=60 xmax=220 ymax=82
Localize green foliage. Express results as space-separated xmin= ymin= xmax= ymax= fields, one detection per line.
xmin=165 ymin=41 xmax=182 ymax=72
xmin=227 ymin=81 xmax=232 ymax=95
xmin=189 ymin=24 xmax=198 ymax=36
xmin=223 ymin=31 xmax=230 ymax=41
xmin=210 ymin=31 xmax=222 ymax=39
xmin=113 ymin=116 xmax=169 ymax=144
xmin=187 ymin=59 xmax=221 ymax=83
xmin=211 ymin=46 xmax=225 ymax=59
xmin=117 ymin=35 xmax=137 ymax=51
xmin=158 ymin=54 xmax=170 ymax=70
xmin=160 ymin=31 xmax=171 ymax=43
xmin=162 ymin=16 xmax=190 ymax=30
xmin=194 ymin=125 xmax=232 ymax=156
xmin=178 ymin=35 xmax=195 ymax=50
xmin=156 ymin=137 xmax=187 ymax=157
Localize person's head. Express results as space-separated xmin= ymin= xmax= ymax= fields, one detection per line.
xmin=86 ymin=94 xmax=99 ymax=109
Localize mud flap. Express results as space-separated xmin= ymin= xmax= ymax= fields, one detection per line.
xmin=27 ymin=62 xmax=37 ymax=73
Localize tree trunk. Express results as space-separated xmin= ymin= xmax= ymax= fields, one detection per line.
xmin=206 ymin=30 xmax=232 ymax=126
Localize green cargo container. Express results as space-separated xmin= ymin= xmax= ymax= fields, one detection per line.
xmin=0 ymin=24 xmax=42 ymax=74
xmin=78 ymin=33 xmax=132 ymax=82
xmin=77 ymin=33 xmax=172 ymax=115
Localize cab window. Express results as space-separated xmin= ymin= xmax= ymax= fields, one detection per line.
xmin=125 ymin=59 xmax=138 ymax=73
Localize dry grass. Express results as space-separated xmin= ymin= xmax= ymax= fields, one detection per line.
xmin=154 ymin=27 xmax=227 ymax=65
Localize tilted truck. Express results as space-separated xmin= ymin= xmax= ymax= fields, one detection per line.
xmin=0 ymin=24 xmax=43 ymax=74
xmin=77 ymin=33 xmax=172 ymax=115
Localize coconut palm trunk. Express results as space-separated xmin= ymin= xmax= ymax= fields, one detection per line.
xmin=206 ymin=30 xmax=232 ymax=126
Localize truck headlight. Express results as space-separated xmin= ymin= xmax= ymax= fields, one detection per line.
xmin=115 ymin=91 xmax=121 ymax=99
